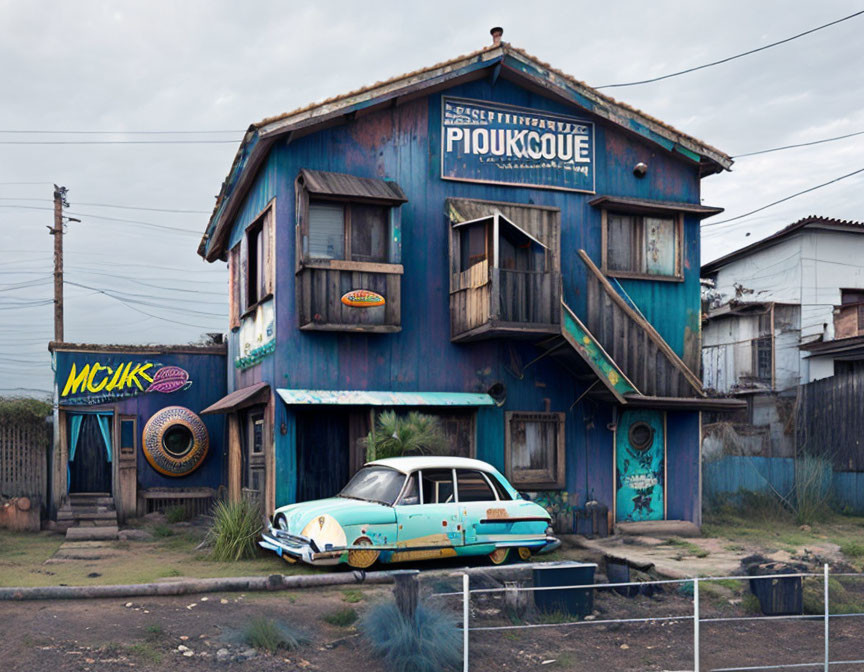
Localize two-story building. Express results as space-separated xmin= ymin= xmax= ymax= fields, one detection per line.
xmin=702 ymin=216 xmax=864 ymax=457
xmin=198 ymin=31 xmax=741 ymax=532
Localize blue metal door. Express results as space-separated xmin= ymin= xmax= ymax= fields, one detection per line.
xmin=615 ymin=410 xmax=665 ymax=522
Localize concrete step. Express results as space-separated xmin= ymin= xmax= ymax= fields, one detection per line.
xmin=68 ymin=495 xmax=114 ymax=507
xmin=65 ymin=525 xmax=118 ymax=541
xmin=57 ymin=506 xmax=117 ymax=520
xmin=615 ymin=520 xmax=701 ymax=538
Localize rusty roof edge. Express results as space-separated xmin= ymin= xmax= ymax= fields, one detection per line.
xmin=201 ymin=41 xmax=734 ymax=260
xmin=48 ymin=341 xmax=227 ymax=355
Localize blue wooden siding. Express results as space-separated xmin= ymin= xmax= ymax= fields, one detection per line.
xmin=225 ymin=76 xmax=704 ymax=519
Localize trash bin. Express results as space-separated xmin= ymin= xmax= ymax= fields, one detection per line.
xmin=746 ymin=561 xmax=804 ymax=616
xmin=533 ymin=561 xmax=597 ymax=618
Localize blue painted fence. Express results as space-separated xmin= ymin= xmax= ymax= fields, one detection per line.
xmin=704 ymin=456 xmax=864 ymax=514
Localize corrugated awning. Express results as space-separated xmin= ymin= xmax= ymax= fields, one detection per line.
xmin=298 ymin=169 xmax=407 ymax=203
xmin=588 ymin=195 xmax=723 ymax=219
xmin=201 ymin=382 xmax=270 ymax=414
xmin=277 ymin=389 xmax=495 ymax=406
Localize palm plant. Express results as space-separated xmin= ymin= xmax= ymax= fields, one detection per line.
xmin=361 ymin=411 xmax=448 ymax=461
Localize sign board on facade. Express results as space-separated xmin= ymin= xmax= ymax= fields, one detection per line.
xmin=441 ymin=97 xmax=595 ymax=193
xmin=57 ymin=355 xmax=192 ymax=406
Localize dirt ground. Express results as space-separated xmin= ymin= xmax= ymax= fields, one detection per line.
xmin=1 ymin=574 xmax=863 ymax=671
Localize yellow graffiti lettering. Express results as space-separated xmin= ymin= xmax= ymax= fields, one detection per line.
xmin=105 ymin=365 xmax=125 ymax=392
xmin=124 ymin=363 xmax=154 ymax=391
xmin=61 ymin=364 xmax=89 ymax=397
xmin=87 ymin=363 xmax=113 ymax=393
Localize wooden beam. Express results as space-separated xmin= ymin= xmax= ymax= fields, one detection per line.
xmin=227 ymin=413 xmax=242 ymax=503
xmin=578 ymin=249 xmax=705 ymax=396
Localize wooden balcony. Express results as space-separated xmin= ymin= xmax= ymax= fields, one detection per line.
xmin=296 ymin=261 xmax=402 ymax=333
xmin=450 ymin=262 xmax=561 ymax=342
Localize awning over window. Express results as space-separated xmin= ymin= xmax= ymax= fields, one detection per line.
xmin=588 ymin=195 xmax=723 ymax=219
xmin=201 ymin=382 xmax=270 ymax=414
xmin=277 ymin=389 xmax=495 ymax=406
xmin=298 ymin=169 xmax=407 ymax=203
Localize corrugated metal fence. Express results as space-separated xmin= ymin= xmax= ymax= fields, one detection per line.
xmin=0 ymin=418 xmax=50 ymax=505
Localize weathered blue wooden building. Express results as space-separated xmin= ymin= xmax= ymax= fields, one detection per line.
xmin=199 ymin=32 xmax=742 ymax=531
xmin=49 ymin=343 xmax=227 ymax=524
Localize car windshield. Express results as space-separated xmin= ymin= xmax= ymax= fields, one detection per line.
xmin=338 ymin=467 xmax=406 ymax=505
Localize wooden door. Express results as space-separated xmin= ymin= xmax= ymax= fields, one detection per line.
xmin=296 ymin=410 xmax=350 ymax=502
xmin=615 ymin=410 xmax=665 ymax=522
xmin=69 ymin=414 xmax=111 ymax=494
xmin=242 ymin=410 xmax=266 ymax=512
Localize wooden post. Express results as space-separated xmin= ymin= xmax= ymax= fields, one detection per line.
xmin=51 ymin=185 xmax=67 ymax=343
xmin=227 ymin=413 xmax=242 ymax=502
xmin=392 ymin=570 xmax=419 ymax=621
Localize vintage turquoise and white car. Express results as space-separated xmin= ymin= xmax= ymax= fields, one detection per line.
xmin=259 ymin=456 xmax=559 ymax=567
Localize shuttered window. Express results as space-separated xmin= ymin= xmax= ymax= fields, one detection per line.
xmin=505 ymin=412 xmax=565 ymax=489
xmin=308 ymin=203 xmax=345 ymax=259
xmin=241 ymin=203 xmax=275 ymax=313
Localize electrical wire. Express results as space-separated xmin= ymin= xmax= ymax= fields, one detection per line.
xmin=595 ymin=9 xmax=864 ymax=88
xmin=702 ymin=166 xmax=864 ymax=227
xmin=732 ymin=129 xmax=864 ymax=158
xmin=65 ymin=280 xmax=226 ymax=317
xmin=0 ymin=197 xmax=209 ymax=214
xmin=0 ymin=204 xmax=201 ymax=235
xmin=0 ymin=139 xmax=241 ymax=145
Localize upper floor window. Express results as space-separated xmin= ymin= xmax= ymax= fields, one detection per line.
xmin=605 ymin=213 xmax=681 ymax=280
xmin=308 ymin=201 xmax=389 ymax=263
xmin=835 ymin=289 xmax=864 ymax=339
xmin=229 ymin=201 xmax=275 ymax=328
xmin=505 ymin=411 xmax=565 ymax=490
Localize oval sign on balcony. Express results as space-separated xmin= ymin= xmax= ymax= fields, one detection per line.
xmin=341 ymin=289 xmax=385 ymax=308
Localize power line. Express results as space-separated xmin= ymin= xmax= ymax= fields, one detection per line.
xmin=0 ymin=204 xmax=201 ymax=235
xmin=0 ymin=129 xmax=243 ymax=134
xmin=702 ymin=166 xmax=864 ymax=227
xmin=732 ymin=129 xmax=864 ymax=158
xmin=0 ymin=139 xmax=241 ymax=145
xmin=595 ymin=9 xmax=864 ymax=89
xmin=0 ymin=197 xmax=209 ymax=214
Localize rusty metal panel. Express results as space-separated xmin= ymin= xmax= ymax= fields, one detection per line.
xmin=299 ymin=169 xmax=407 ymax=203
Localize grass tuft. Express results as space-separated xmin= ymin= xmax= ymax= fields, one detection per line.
xmin=841 ymin=542 xmax=864 ymax=558
xmin=151 ymin=523 xmax=174 ymax=538
xmin=206 ymin=499 xmax=264 ymax=562
xmin=321 ymin=606 xmax=358 ymax=627
xmin=144 ymin=624 xmax=164 ymax=642
xmin=360 ymin=601 xmax=462 ymax=672
xmin=164 ymin=505 xmax=190 ymax=524
xmin=342 ymin=589 xmax=364 ymax=603
xmin=243 ymin=616 xmax=306 ymax=653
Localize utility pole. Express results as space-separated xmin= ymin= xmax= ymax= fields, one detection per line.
xmin=50 ymin=185 xmax=68 ymax=343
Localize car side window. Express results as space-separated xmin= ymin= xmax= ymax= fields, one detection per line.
xmin=421 ymin=469 xmax=455 ymax=504
xmin=456 ymin=469 xmax=497 ymax=503
xmin=488 ymin=474 xmax=513 ymax=501
xmin=398 ymin=472 xmax=421 ymax=505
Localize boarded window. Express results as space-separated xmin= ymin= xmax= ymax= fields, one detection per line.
xmin=119 ymin=417 xmax=136 ymax=457
xmin=456 ymin=469 xmax=496 ymax=502
xmin=459 ymin=220 xmax=490 ymax=272
xmin=350 ymin=203 xmax=388 ymax=263
xmin=841 ymin=289 xmax=864 ymax=332
xmin=606 ymin=213 xmax=680 ymax=278
xmin=506 ymin=412 xmax=565 ymax=489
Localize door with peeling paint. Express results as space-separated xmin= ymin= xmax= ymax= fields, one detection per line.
xmin=615 ymin=410 xmax=665 ymax=522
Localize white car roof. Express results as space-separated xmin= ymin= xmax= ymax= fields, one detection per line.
xmin=366 ymin=456 xmax=499 ymax=475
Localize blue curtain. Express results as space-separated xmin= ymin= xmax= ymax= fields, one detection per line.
xmin=95 ymin=413 xmax=113 ymax=463
xmin=68 ymin=414 xmax=83 ymax=461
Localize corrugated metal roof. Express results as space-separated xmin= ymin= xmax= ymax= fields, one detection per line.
xmin=299 ymin=169 xmax=407 ymax=203
xmin=702 ymin=215 xmax=864 ymax=274
xmin=277 ymin=389 xmax=495 ymax=406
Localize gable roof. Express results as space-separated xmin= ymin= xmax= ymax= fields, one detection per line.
xmin=199 ymin=41 xmax=733 ymax=261
xmin=702 ymin=216 xmax=864 ymax=275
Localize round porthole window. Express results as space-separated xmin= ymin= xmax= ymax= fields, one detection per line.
xmin=628 ymin=422 xmax=654 ymax=452
xmin=143 ymin=406 xmax=209 ymax=477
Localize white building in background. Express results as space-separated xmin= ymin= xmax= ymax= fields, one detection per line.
xmin=701 ymin=216 xmax=864 ymax=457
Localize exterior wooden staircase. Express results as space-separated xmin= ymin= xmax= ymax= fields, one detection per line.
xmin=57 ymin=493 xmax=119 ymax=540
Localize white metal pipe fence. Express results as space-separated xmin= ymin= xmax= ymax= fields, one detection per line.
xmin=442 ymin=564 xmax=864 ymax=672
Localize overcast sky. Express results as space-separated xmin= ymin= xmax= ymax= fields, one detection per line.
xmin=1 ymin=0 xmax=862 ymax=397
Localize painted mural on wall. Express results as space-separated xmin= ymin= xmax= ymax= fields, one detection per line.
xmin=616 ymin=410 xmax=665 ymax=522
xmin=58 ymin=356 xmax=192 ymax=406
xmin=441 ymin=97 xmax=595 ymax=193
xmin=236 ymin=298 xmax=276 ymax=369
